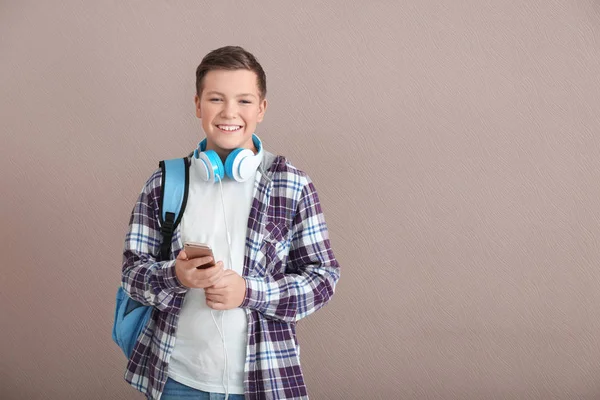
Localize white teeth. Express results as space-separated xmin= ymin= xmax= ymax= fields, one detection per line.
xmin=218 ymin=125 xmax=241 ymax=131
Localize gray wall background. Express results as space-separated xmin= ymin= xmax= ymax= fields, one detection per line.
xmin=2 ymin=1 xmax=600 ymax=399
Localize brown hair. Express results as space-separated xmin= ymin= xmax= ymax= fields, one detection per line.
xmin=195 ymin=46 xmax=267 ymax=99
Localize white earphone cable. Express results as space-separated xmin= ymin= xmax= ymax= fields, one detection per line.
xmin=212 ymin=175 xmax=233 ymax=400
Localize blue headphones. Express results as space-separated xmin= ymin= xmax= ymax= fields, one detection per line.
xmin=193 ymin=134 xmax=263 ymax=183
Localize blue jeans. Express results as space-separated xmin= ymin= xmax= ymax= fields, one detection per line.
xmin=161 ymin=377 xmax=245 ymax=400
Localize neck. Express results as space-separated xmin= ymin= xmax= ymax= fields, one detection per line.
xmin=215 ymin=145 xmax=258 ymax=163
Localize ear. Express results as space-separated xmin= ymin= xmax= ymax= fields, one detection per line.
xmin=256 ymin=98 xmax=268 ymax=123
xmin=194 ymin=94 xmax=202 ymax=119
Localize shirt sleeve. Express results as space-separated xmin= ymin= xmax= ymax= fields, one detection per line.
xmin=121 ymin=169 xmax=188 ymax=313
xmin=241 ymin=178 xmax=341 ymax=323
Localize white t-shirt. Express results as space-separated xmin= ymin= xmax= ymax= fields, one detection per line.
xmin=167 ymin=155 xmax=259 ymax=394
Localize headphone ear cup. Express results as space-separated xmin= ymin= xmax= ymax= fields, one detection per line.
xmin=196 ymin=152 xmax=212 ymax=182
xmin=224 ymin=148 xmax=247 ymax=182
xmin=236 ymin=149 xmax=259 ymax=182
xmin=199 ymin=150 xmax=225 ymax=182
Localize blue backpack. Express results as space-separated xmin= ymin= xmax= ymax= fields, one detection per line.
xmin=112 ymin=158 xmax=190 ymax=358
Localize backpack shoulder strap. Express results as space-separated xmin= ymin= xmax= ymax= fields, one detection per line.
xmin=158 ymin=157 xmax=190 ymax=260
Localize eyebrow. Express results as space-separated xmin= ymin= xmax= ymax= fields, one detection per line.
xmin=205 ymin=91 xmax=258 ymax=99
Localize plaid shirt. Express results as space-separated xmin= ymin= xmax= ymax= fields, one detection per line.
xmin=121 ymin=151 xmax=340 ymax=400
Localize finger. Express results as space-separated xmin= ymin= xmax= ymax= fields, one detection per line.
xmin=206 ymin=299 xmax=227 ymax=310
xmin=175 ymin=252 xmax=200 ymax=272
xmin=208 ymin=274 xmax=230 ymax=289
xmin=207 ymin=268 xmax=226 ymax=286
xmin=196 ymin=260 xmax=223 ymax=272
xmin=205 ymin=286 xmax=227 ymax=296
xmin=190 ymin=256 xmax=215 ymax=269
xmin=198 ymin=262 xmax=225 ymax=280
xmin=205 ymin=292 xmax=225 ymax=302
xmin=209 ymin=269 xmax=236 ymax=287
xmin=195 ymin=267 xmax=225 ymax=288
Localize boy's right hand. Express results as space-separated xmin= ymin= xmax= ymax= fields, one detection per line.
xmin=175 ymin=250 xmax=224 ymax=289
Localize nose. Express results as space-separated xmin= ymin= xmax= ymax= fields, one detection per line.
xmin=220 ymin=100 xmax=238 ymax=119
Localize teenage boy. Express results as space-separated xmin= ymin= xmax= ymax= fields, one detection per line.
xmin=121 ymin=46 xmax=340 ymax=400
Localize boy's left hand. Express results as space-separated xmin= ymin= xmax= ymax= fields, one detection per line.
xmin=205 ymin=269 xmax=247 ymax=310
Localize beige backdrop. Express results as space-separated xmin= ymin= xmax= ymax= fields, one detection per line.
xmin=2 ymin=1 xmax=600 ymax=399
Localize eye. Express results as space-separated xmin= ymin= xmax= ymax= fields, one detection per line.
xmin=240 ymin=100 xmax=252 ymax=104
xmin=209 ymin=98 xmax=222 ymax=102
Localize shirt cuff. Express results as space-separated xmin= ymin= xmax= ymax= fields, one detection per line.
xmin=160 ymin=260 xmax=188 ymax=293
xmin=241 ymin=276 xmax=269 ymax=312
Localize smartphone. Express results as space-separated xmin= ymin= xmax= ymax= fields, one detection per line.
xmin=183 ymin=242 xmax=216 ymax=269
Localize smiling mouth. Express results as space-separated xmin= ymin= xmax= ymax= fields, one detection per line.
xmin=216 ymin=124 xmax=243 ymax=132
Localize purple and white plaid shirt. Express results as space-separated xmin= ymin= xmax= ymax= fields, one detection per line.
xmin=121 ymin=151 xmax=340 ymax=399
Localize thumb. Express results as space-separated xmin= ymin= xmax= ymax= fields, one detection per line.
xmin=177 ymin=250 xmax=188 ymax=260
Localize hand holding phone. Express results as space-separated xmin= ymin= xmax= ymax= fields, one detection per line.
xmin=183 ymin=242 xmax=216 ymax=269
xmin=174 ymin=245 xmax=223 ymax=289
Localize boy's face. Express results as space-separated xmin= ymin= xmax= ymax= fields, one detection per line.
xmin=195 ymin=69 xmax=267 ymax=158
